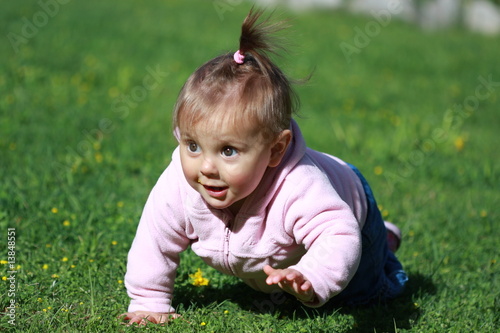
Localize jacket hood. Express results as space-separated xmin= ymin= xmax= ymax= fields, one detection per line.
xmin=237 ymin=119 xmax=306 ymax=217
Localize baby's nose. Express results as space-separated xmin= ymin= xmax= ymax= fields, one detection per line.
xmin=200 ymin=157 xmax=218 ymax=177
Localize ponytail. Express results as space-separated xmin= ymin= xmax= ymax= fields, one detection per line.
xmin=234 ymin=9 xmax=290 ymax=76
xmin=174 ymin=8 xmax=298 ymax=141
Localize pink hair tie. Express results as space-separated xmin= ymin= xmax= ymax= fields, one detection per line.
xmin=233 ymin=50 xmax=245 ymax=64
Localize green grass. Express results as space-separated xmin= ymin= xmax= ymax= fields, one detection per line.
xmin=1 ymin=0 xmax=499 ymax=332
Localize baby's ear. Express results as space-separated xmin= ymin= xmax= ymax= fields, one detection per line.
xmin=269 ymin=129 xmax=292 ymax=167
xmin=173 ymin=127 xmax=181 ymax=142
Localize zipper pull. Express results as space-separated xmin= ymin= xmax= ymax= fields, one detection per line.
xmin=224 ymin=227 xmax=230 ymax=254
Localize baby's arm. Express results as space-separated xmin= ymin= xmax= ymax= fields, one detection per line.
xmin=263 ymin=265 xmax=315 ymax=302
xmin=124 ymin=162 xmax=191 ymax=323
xmin=120 ymin=311 xmax=180 ymax=326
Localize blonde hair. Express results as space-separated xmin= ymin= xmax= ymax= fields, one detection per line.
xmin=172 ymin=8 xmax=298 ymax=142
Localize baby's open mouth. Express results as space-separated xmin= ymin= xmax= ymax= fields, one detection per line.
xmin=204 ymin=185 xmax=227 ymax=192
xmin=202 ymin=184 xmax=229 ymax=198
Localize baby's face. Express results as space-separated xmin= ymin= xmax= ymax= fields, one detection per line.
xmin=179 ymin=118 xmax=273 ymax=213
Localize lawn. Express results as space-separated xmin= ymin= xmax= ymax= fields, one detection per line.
xmin=1 ymin=0 xmax=498 ymax=332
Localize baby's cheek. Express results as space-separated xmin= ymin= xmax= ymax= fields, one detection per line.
xmin=180 ymin=157 xmax=199 ymax=183
xmin=232 ymin=173 xmax=260 ymax=193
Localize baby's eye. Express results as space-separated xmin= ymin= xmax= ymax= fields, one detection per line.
xmin=187 ymin=142 xmax=200 ymax=153
xmin=222 ymin=146 xmax=238 ymax=157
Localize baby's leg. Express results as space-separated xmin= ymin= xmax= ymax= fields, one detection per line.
xmin=336 ymin=163 xmax=408 ymax=306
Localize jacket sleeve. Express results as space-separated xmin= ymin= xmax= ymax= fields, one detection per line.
xmin=124 ymin=161 xmax=191 ymax=313
xmin=284 ymin=172 xmax=362 ymax=307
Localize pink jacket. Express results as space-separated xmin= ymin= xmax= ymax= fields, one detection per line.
xmin=125 ymin=120 xmax=367 ymax=313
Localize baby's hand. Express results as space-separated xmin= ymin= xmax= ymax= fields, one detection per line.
xmin=120 ymin=311 xmax=179 ymax=326
xmin=263 ymin=265 xmax=315 ymax=302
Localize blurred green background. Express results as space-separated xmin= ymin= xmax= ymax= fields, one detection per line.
xmin=1 ymin=0 xmax=498 ymax=331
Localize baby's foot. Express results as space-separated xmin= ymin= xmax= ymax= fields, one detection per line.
xmin=384 ymin=221 xmax=402 ymax=252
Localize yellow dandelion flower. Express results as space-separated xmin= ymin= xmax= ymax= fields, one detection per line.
xmin=111 ymin=241 xmax=118 ymax=246
xmin=46 ymin=244 xmax=52 ymax=248
xmin=2 ymin=276 xmax=7 ymax=281
xmin=88 ymin=259 xmax=94 ymax=263
xmin=61 ymin=257 xmax=68 ymax=262
xmin=42 ymin=264 xmax=49 ymax=270
xmin=63 ymin=220 xmax=71 ymax=227
xmin=382 ymin=209 xmax=389 ymax=217
xmin=16 ymin=265 xmax=21 ymax=270
xmin=374 ymin=166 xmax=383 ymax=176
xmin=0 ymin=260 xmax=8 ymax=265
xmin=51 ymin=274 xmax=59 ymax=278
xmin=51 ymin=207 xmax=58 ymax=214
xmin=37 ymin=298 xmax=43 ymax=302
xmin=190 ymin=268 xmax=209 ymax=287
xmin=94 ymin=152 xmax=103 ymax=163
xmin=408 ymin=230 xmax=415 ymax=237
xmin=43 ymin=308 xmax=47 ymax=312
xmin=200 ymin=322 xmax=206 ymax=326
xmin=118 ymin=279 xmax=123 ymax=284
xmin=224 ymin=310 xmax=229 ymax=314
xmin=47 ymin=306 xmax=52 ymax=310
xmin=117 ymin=201 xmax=124 ymax=208
xmin=79 ymin=302 xmax=84 ymax=305
xmin=454 ymin=136 xmax=465 ymax=152
xmin=480 ymin=210 xmax=487 ymax=218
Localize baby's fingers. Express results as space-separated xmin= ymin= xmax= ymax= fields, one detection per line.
xmin=279 ymin=276 xmax=314 ymax=302
xmin=119 ymin=312 xmax=147 ymax=326
xmin=299 ymin=279 xmax=312 ymax=292
xmin=119 ymin=312 xmax=179 ymax=326
xmin=284 ymin=271 xmax=303 ymax=283
xmin=263 ymin=265 xmax=287 ymax=285
xmin=279 ymin=276 xmax=303 ymax=294
xmin=119 ymin=312 xmax=136 ymax=321
xmin=263 ymin=265 xmax=275 ymax=275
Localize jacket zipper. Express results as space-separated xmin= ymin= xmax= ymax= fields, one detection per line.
xmin=223 ymin=226 xmax=235 ymax=275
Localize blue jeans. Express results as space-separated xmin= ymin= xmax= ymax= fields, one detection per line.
xmin=333 ymin=164 xmax=408 ymax=306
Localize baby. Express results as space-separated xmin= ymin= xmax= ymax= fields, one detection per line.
xmin=122 ymin=9 xmax=408 ymax=325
